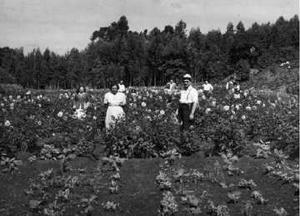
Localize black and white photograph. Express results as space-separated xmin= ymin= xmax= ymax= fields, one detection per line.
xmin=0 ymin=0 xmax=299 ymax=215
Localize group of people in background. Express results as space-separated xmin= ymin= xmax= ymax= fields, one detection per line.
xmin=73 ymin=76 xmax=240 ymax=134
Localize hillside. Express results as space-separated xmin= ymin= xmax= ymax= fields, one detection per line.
xmin=245 ymin=60 xmax=299 ymax=95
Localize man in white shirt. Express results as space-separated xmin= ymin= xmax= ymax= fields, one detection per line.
xmin=177 ymin=74 xmax=198 ymax=131
xmin=118 ymin=80 xmax=126 ymax=93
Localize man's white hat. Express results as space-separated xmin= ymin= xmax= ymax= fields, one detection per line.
xmin=183 ymin=74 xmax=192 ymax=80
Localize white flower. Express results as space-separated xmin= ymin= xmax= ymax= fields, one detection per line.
xmin=211 ymin=100 xmax=216 ymax=107
xmin=202 ymin=95 xmax=206 ymax=100
xmin=235 ymin=104 xmax=241 ymax=110
xmin=0 ymin=103 xmax=4 ymax=107
xmin=93 ymin=116 xmax=97 ymax=120
xmin=141 ymin=102 xmax=146 ymax=107
xmin=241 ymin=115 xmax=246 ymax=120
xmin=262 ymin=103 xmax=266 ymax=107
xmin=8 ymin=95 xmax=13 ymax=100
xmin=37 ymin=121 xmax=42 ymax=126
xmin=205 ymin=108 xmax=211 ymax=114
xmin=223 ymin=105 xmax=230 ymax=111
xmin=17 ymin=95 xmax=21 ymax=100
xmin=160 ymin=110 xmax=165 ymax=115
xmin=57 ymin=111 xmax=63 ymax=118
xmin=234 ymin=94 xmax=241 ymax=99
xmin=4 ymin=120 xmax=11 ymax=127
xmin=73 ymin=109 xmax=86 ymax=120
xmin=256 ymin=100 xmax=262 ymax=105
xmin=246 ymin=106 xmax=251 ymax=111
xmin=135 ymin=126 xmax=141 ymax=131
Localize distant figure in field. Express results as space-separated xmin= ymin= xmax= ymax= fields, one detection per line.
xmin=165 ymin=79 xmax=177 ymax=94
xmin=104 ymin=83 xmax=126 ymax=130
xmin=232 ymin=81 xmax=241 ymax=99
xmin=202 ymin=81 xmax=213 ymax=98
xmin=169 ymin=79 xmax=176 ymax=91
xmin=74 ymin=86 xmax=90 ymax=109
xmin=118 ymin=80 xmax=126 ymax=93
xmin=177 ymin=74 xmax=198 ymax=131
xmin=226 ymin=79 xmax=234 ymax=91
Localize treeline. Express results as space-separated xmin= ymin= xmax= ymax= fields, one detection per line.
xmin=0 ymin=15 xmax=298 ymax=89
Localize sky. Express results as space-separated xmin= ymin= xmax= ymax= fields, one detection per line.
xmin=0 ymin=0 xmax=298 ymax=54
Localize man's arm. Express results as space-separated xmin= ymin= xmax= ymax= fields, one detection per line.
xmin=189 ymin=102 xmax=197 ymax=119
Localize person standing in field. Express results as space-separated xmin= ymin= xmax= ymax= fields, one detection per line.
xmin=74 ymin=86 xmax=89 ymax=109
xmin=177 ymin=74 xmax=199 ymax=131
xmin=202 ymin=81 xmax=213 ymax=98
xmin=232 ymin=81 xmax=241 ymax=99
xmin=169 ymin=79 xmax=176 ymax=91
xmin=118 ymin=80 xmax=126 ymax=93
xmin=165 ymin=79 xmax=177 ymax=94
xmin=104 ymin=83 xmax=126 ymax=130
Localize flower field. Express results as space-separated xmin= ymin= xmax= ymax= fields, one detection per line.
xmin=1 ymin=84 xmax=298 ymax=159
xmin=0 ymin=84 xmax=299 ymax=215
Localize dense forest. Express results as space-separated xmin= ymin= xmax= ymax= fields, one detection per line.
xmin=0 ymin=15 xmax=298 ymax=89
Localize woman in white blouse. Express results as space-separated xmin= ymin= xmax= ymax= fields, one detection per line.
xmin=104 ymin=83 xmax=126 ymax=130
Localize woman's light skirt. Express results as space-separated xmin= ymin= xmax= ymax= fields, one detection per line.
xmin=105 ymin=106 xmax=125 ymax=130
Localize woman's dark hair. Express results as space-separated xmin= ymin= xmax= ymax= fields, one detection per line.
xmin=110 ymin=83 xmax=119 ymax=90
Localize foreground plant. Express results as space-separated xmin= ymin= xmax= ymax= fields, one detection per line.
xmin=207 ymin=200 xmax=230 ymax=216
xmin=227 ymin=191 xmax=242 ymax=203
xmin=0 ymin=156 xmax=22 ymax=173
xmin=238 ymin=179 xmax=257 ymax=190
xmin=159 ymin=191 xmax=178 ymax=216
xmin=273 ymin=207 xmax=288 ymax=216
xmin=156 ymin=171 xmax=172 ymax=190
xmin=102 ymin=201 xmax=118 ymax=211
xmin=251 ymin=191 xmax=268 ymax=204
